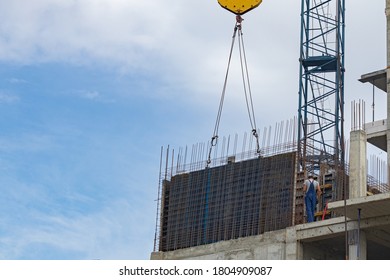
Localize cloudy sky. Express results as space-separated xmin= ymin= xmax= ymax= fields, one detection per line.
xmin=0 ymin=0 xmax=386 ymax=260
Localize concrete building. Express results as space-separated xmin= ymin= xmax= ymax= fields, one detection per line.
xmin=151 ymin=1 xmax=390 ymax=260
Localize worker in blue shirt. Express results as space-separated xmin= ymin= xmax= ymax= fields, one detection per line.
xmin=303 ymin=175 xmax=321 ymax=223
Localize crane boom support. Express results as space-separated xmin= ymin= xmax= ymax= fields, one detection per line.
xmin=218 ymin=0 xmax=262 ymax=15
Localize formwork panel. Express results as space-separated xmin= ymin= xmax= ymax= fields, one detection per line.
xmin=159 ymin=152 xmax=297 ymax=252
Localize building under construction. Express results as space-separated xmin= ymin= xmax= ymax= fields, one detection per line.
xmin=151 ymin=0 xmax=390 ymax=260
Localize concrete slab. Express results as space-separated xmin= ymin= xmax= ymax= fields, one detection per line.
xmin=328 ymin=193 xmax=390 ymax=219
xmin=364 ymin=119 xmax=387 ymax=151
xmin=295 ymin=217 xmax=348 ymax=241
xmin=359 ymin=69 xmax=387 ymax=92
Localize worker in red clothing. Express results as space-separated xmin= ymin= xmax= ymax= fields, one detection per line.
xmin=303 ymin=175 xmax=321 ymax=223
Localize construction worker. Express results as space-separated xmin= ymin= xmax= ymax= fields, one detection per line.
xmin=303 ymin=175 xmax=321 ymax=223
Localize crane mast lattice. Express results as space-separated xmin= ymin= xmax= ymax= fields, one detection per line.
xmin=297 ymin=0 xmax=346 ymax=200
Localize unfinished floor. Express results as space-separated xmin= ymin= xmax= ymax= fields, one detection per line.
xmin=152 ymin=193 xmax=390 ymax=260
xmin=152 ymin=137 xmax=390 ymax=260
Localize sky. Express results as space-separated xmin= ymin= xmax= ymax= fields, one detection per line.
xmin=0 ymin=0 xmax=387 ymax=260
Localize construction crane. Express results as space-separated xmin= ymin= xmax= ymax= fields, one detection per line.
xmin=207 ymin=1 xmax=263 ymax=167
xmin=297 ymin=0 xmax=346 ymax=257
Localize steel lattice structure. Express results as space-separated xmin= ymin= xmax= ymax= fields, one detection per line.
xmin=297 ymin=0 xmax=345 ymax=195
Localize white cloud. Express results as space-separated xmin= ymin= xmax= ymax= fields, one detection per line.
xmin=0 ymin=131 xmax=56 ymax=153
xmin=0 ymin=0 xmax=179 ymax=67
xmin=81 ymin=90 xmax=100 ymax=100
xmin=1 ymin=0 xmax=379 ymax=122
xmin=0 ymin=92 xmax=19 ymax=103
xmin=0 ymin=198 xmax=154 ymax=259
xmin=77 ymin=90 xmax=116 ymax=103
xmin=8 ymin=78 xmax=27 ymax=84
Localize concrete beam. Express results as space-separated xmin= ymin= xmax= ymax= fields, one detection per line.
xmin=359 ymin=69 xmax=387 ymax=92
xmin=296 ymin=215 xmax=390 ymax=241
xmin=328 ymin=193 xmax=390 ymax=219
xmin=365 ymin=119 xmax=387 ymax=152
xmin=296 ymin=217 xmax=348 ymax=241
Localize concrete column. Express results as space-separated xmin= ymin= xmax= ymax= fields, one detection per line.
xmin=348 ymin=230 xmax=367 ymax=260
xmin=348 ymin=130 xmax=367 ymax=198
xmin=348 ymin=130 xmax=368 ymax=260
xmin=150 ymin=252 xmax=164 ymax=260
xmin=285 ymin=227 xmax=303 ymax=260
xmin=386 ymin=0 xmax=390 ymax=185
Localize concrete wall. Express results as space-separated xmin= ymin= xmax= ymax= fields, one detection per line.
xmin=151 ymin=229 xmax=289 ymax=260
xmin=151 ymin=225 xmax=342 ymax=260
xmin=386 ymin=0 xmax=390 ymax=185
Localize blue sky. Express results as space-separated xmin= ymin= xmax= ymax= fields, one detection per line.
xmin=0 ymin=0 xmax=387 ymax=259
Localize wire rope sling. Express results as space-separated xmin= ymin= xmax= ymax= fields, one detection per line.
xmin=207 ymin=1 xmax=263 ymax=167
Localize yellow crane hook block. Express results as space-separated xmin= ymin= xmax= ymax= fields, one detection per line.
xmin=218 ymin=0 xmax=262 ymax=15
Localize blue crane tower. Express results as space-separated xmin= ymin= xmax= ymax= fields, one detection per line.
xmin=297 ymin=0 xmax=346 ymax=200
